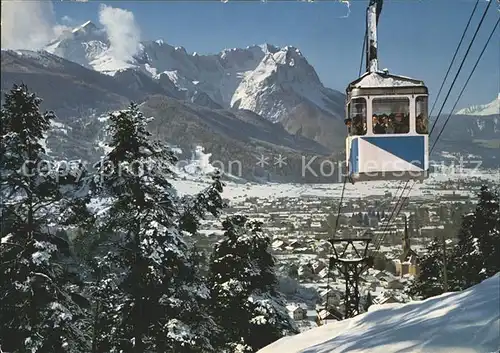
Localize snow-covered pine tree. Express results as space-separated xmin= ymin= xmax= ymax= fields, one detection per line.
xmin=450 ymin=186 xmax=500 ymax=289
xmin=178 ymin=171 xmax=225 ymax=235
xmin=89 ymin=102 xmax=224 ymax=353
xmin=363 ymin=292 xmax=373 ymax=312
xmin=208 ymin=215 xmax=299 ymax=353
xmin=363 ymin=213 xmax=370 ymax=226
xmin=407 ymin=236 xmax=445 ymax=299
xmin=474 ymin=186 xmax=499 ymax=279
xmin=0 ymin=84 xmax=90 ymax=353
xmin=448 ymin=213 xmax=482 ymax=290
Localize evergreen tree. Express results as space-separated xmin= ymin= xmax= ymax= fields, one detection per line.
xmin=450 ymin=186 xmax=500 ymax=289
xmin=438 ymin=205 xmax=447 ymax=222
xmin=407 ymin=236 xmax=445 ymax=299
xmin=409 ymin=186 xmax=499 ymax=299
xmin=208 ymin=215 xmax=298 ymax=352
xmin=363 ymin=213 xmax=370 ymax=226
xmin=372 ymin=252 xmax=387 ymax=271
xmin=474 ymin=186 xmax=500 ymax=279
xmin=0 ymin=84 xmax=89 ymax=352
xmin=88 ymin=103 xmax=224 ymax=353
xmin=287 ymin=264 xmax=299 ymax=279
xmin=447 ymin=214 xmax=480 ymax=290
xmin=363 ymin=292 xmax=373 ymax=312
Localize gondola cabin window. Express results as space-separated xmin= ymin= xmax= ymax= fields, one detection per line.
xmin=372 ymin=97 xmax=410 ymax=134
xmin=349 ymin=97 xmax=367 ymax=135
xmin=416 ymin=96 xmax=429 ymax=134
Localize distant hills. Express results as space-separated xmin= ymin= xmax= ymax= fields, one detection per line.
xmin=456 ymin=94 xmax=499 ymax=116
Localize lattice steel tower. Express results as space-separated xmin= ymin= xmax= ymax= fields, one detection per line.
xmin=328 ymin=237 xmax=373 ymax=319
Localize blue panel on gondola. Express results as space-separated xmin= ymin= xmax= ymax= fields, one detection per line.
xmin=349 ymin=138 xmax=359 ymax=174
xmin=362 ymin=136 xmax=425 ymax=169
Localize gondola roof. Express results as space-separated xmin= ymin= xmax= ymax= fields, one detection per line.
xmin=347 ymin=71 xmax=426 ymax=91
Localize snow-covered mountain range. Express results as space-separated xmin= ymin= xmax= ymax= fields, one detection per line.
xmin=456 ymin=93 xmax=500 ymax=116
xmin=2 ymin=45 xmax=342 ymax=183
xmin=44 ymin=20 xmax=344 ymax=124
xmin=2 ymin=19 xmax=500 ymax=179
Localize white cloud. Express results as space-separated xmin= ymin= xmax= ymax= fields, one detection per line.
xmin=0 ymin=0 xmax=70 ymax=50
xmin=0 ymin=1 xmax=142 ymax=62
xmin=1 ymin=0 xmax=54 ymax=50
xmin=98 ymin=4 xmax=141 ymax=62
xmin=61 ymin=15 xmax=75 ymax=25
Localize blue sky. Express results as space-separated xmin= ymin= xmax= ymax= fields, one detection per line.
xmin=54 ymin=0 xmax=499 ymax=110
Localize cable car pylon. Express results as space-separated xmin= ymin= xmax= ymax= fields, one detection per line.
xmin=328 ymin=236 xmax=374 ymax=319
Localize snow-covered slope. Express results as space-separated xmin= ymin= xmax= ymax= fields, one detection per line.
xmin=258 ymin=274 xmax=500 ymax=353
xmin=44 ymin=21 xmax=345 ymax=124
xmin=457 ymin=94 xmax=500 ymax=116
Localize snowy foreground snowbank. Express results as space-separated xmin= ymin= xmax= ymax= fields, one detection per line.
xmin=258 ymin=274 xmax=500 ymax=353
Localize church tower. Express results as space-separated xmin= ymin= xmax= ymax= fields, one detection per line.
xmin=402 ymin=214 xmax=410 ymax=255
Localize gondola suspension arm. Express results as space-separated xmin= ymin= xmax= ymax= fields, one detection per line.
xmin=366 ymin=0 xmax=383 ymax=73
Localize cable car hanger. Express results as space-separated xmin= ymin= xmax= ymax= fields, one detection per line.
xmin=343 ymin=0 xmax=430 ymax=185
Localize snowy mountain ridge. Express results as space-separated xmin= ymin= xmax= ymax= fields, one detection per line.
xmin=45 ymin=20 xmax=112 ymax=70
xmin=43 ymin=20 xmax=345 ymax=123
xmin=3 ymin=21 xmax=499 ymax=170
xmin=258 ymin=273 xmax=500 ymax=353
xmin=456 ymin=93 xmax=500 ymax=116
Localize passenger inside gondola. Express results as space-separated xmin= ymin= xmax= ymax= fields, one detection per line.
xmin=352 ymin=114 xmax=367 ymax=135
xmin=385 ymin=116 xmax=395 ymax=133
xmin=347 ymin=98 xmax=367 ymax=135
xmin=393 ymin=112 xmax=409 ymax=133
xmin=416 ymin=114 xmax=428 ymax=134
xmin=344 ymin=117 xmax=352 ymax=134
xmin=373 ymin=115 xmax=386 ymax=134
xmin=416 ymin=96 xmax=429 ymax=134
xmin=372 ymin=97 xmax=410 ymax=134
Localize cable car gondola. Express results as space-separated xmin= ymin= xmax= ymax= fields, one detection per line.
xmin=345 ymin=0 xmax=430 ymax=184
